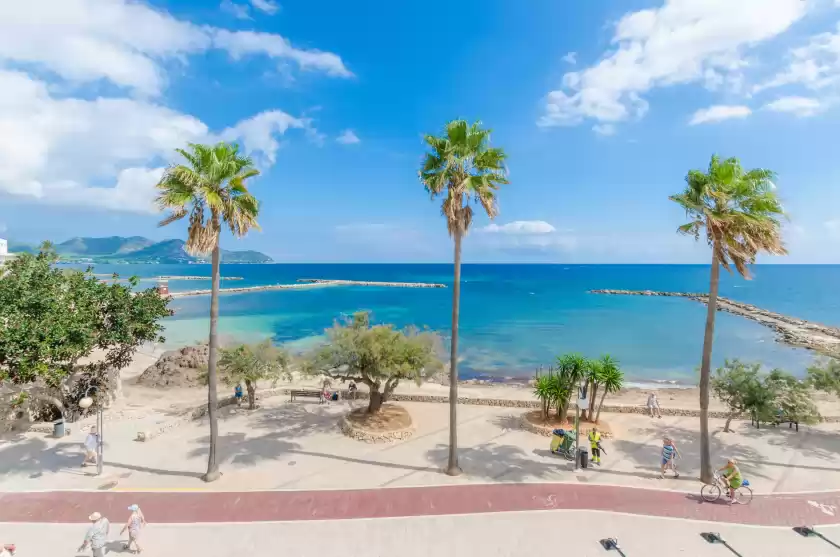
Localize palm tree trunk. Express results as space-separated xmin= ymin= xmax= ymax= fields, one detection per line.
xmin=202 ymin=236 xmax=222 ymax=483
xmin=595 ymin=388 xmax=608 ymax=423
xmin=699 ymin=247 xmax=721 ymax=484
xmin=446 ymin=229 xmax=463 ymax=476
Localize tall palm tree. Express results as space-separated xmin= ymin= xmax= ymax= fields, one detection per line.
xmin=155 ymin=142 xmax=260 ymax=482
xmin=670 ymin=155 xmax=786 ymax=483
xmin=420 ymin=120 xmax=508 ymax=476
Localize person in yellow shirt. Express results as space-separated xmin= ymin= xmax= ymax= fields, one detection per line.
xmin=588 ymin=426 xmax=602 ymax=466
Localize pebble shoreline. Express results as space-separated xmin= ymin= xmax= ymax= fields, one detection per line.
xmin=591 ymin=289 xmax=840 ymax=357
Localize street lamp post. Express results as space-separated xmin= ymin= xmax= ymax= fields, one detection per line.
xmin=79 ymin=387 xmax=103 ymax=476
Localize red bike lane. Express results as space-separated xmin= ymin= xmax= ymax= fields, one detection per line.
xmin=1 ymin=484 xmax=838 ymax=526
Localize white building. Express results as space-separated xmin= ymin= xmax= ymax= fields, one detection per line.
xmin=0 ymin=238 xmax=11 ymax=265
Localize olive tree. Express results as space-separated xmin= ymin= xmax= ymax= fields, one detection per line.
xmin=305 ymin=312 xmax=444 ymax=413
xmin=217 ymin=341 xmax=291 ymax=409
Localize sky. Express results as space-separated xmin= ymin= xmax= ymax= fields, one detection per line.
xmin=1 ymin=0 xmax=840 ymax=263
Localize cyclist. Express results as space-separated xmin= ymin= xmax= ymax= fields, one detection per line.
xmin=717 ymin=458 xmax=742 ymax=504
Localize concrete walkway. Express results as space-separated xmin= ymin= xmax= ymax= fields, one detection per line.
xmin=3 ymin=399 xmax=839 ymax=494
xmin=4 ymin=510 xmax=840 ymax=557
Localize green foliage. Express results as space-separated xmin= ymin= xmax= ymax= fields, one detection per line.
xmin=765 ymin=369 xmax=821 ymax=425
xmin=155 ymin=142 xmax=261 ymax=255
xmin=419 ymin=119 xmax=508 ymax=237
xmin=217 ymin=341 xmax=290 ymax=409
xmin=669 ymin=155 xmax=787 ymax=277
xmin=807 ymin=358 xmax=840 ymax=397
xmin=305 ymin=312 xmax=444 ymax=413
xmin=0 ymin=246 xmax=171 ymax=416
xmin=593 ymin=355 xmax=623 ymax=422
xmin=711 ymin=360 xmax=767 ymax=431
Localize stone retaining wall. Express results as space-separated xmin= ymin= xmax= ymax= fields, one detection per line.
xmin=339 ymin=415 xmax=414 ymax=443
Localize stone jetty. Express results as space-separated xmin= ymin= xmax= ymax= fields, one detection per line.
xmin=591 ymin=289 xmax=840 ymax=357
xmin=170 ymin=279 xmax=446 ymax=298
xmin=296 ymin=279 xmax=446 ymax=288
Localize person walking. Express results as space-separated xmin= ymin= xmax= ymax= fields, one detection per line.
xmin=659 ymin=437 xmax=681 ymax=478
xmin=588 ymin=426 xmax=603 ymax=466
xmin=121 ymin=504 xmax=147 ymax=554
xmin=234 ymin=383 xmax=244 ymax=407
xmin=646 ymin=392 xmax=662 ymax=419
xmin=78 ymin=512 xmax=110 ymax=557
xmin=83 ymin=426 xmax=99 ymax=467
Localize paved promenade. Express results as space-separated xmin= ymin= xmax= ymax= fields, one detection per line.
xmin=1 ymin=482 xmax=840 ymax=526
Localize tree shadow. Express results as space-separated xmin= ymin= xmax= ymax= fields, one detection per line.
xmin=0 ymin=438 xmax=92 ymax=479
xmin=737 ymin=423 xmax=840 ymax=463
xmin=425 ymin=442 xmax=564 ymax=482
xmin=106 ymin=461 xmax=204 ymax=479
xmin=608 ymin=422 xmax=774 ymax=482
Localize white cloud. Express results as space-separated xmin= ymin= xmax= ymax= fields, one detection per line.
xmin=755 ymin=23 xmax=840 ymax=93
xmin=221 ymin=0 xmax=252 ymax=20
xmin=538 ymin=0 xmax=807 ymax=128
xmin=479 ymin=221 xmax=557 ymax=235
xmin=218 ymin=110 xmax=309 ymax=164
xmin=592 ymin=123 xmax=617 ymax=136
xmin=0 ymin=0 xmax=350 ymax=96
xmin=0 ymin=71 xmax=313 ymax=213
xmin=764 ymin=96 xmax=823 ymax=116
xmin=563 ymin=52 xmax=577 ymax=65
xmin=250 ymin=0 xmax=280 ymax=15
xmin=476 ymin=220 xmax=576 ymax=252
xmin=213 ymin=30 xmax=352 ymax=78
xmin=688 ymin=105 xmax=752 ymax=125
xmin=336 ymin=129 xmax=361 ymax=145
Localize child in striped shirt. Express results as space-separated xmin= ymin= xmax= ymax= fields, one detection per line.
xmin=660 ymin=437 xmax=680 ymax=478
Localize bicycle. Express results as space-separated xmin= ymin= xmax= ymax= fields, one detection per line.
xmin=700 ymin=472 xmax=753 ymax=504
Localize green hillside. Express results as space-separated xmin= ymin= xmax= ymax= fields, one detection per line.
xmin=9 ymin=236 xmax=273 ymax=264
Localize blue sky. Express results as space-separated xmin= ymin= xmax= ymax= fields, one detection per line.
xmin=1 ymin=0 xmax=839 ymax=263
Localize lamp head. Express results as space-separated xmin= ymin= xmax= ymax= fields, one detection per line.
xmin=79 ymin=397 xmax=94 ymax=410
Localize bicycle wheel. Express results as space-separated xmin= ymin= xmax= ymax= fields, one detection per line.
xmin=735 ymin=486 xmax=753 ymax=505
xmin=701 ymin=483 xmax=721 ymax=502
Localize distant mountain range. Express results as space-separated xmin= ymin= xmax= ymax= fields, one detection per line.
xmin=10 ymin=236 xmax=273 ymax=264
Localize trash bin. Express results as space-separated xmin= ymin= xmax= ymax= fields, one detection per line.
xmin=578 ymin=448 xmax=589 ymax=469
xmin=53 ymin=419 xmax=66 ymax=438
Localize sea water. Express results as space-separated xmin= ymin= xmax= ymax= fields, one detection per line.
xmin=82 ymin=264 xmax=840 ymax=383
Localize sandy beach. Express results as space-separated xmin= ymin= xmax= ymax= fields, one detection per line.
xmin=111 ymin=348 xmax=840 ymax=417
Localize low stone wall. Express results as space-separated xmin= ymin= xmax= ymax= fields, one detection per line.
xmin=131 ymin=387 xmax=839 ymax=442
xmin=339 ymin=415 xmax=414 ymax=443
xmin=519 ymin=413 xmax=614 ymax=439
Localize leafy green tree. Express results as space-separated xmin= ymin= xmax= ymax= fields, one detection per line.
xmin=670 ymin=155 xmax=786 ymax=482
xmin=420 ymin=119 xmax=508 ymax=476
xmin=765 ymin=369 xmax=821 ymax=426
xmin=305 ymin=312 xmax=444 ymax=414
xmin=807 ymin=358 xmax=840 ymax=397
xmin=155 ymin=141 xmax=261 ymax=483
xmin=711 ymin=360 xmax=768 ymax=432
xmin=533 ymin=366 xmax=561 ymax=421
xmin=218 ymin=341 xmax=291 ymax=410
xmin=0 ymin=245 xmax=171 ymax=420
xmin=593 ymin=355 xmax=623 ymax=423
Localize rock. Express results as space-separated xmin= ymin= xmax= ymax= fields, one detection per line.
xmin=136 ymin=345 xmax=209 ymax=388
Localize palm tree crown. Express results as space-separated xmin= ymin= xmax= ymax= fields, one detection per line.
xmin=669 ymin=155 xmax=787 ymax=277
xmin=420 ymin=120 xmax=508 ymax=236
xmin=155 ymin=142 xmax=261 ymax=253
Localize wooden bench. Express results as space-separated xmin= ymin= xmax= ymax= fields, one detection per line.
xmin=773 ymin=417 xmax=799 ymax=432
xmin=290 ymin=390 xmax=321 ymax=402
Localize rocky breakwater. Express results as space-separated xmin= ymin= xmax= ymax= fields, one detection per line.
xmin=591 ymin=289 xmax=840 ymax=357
xmin=297 ymin=279 xmax=447 ymax=288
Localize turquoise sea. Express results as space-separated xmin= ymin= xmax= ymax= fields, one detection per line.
xmin=80 ymin=264 xmax=840 ymax=384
